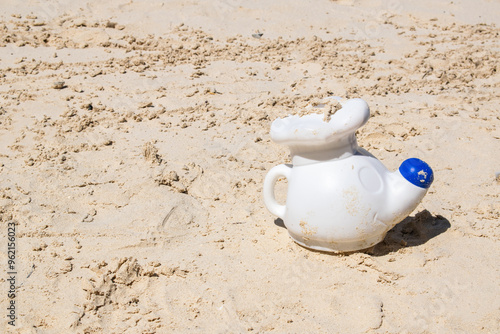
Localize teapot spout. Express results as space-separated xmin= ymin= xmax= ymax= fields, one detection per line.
xmin=379 ymin=158 xmax=434 ymax=227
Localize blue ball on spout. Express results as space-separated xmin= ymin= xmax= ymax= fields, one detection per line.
xmin=399 ymin=158 xmax=434 ymax=189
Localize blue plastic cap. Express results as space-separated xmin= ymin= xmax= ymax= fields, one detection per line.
xmin=399 ymin=158 xmax=434 ymax=189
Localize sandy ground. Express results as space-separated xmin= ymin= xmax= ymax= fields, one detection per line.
xmin=0 ymin=0 xmax=499 ymax=333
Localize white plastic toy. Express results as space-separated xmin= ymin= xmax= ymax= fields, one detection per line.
xmin=263 ymin=98 xmax=434 ymax=252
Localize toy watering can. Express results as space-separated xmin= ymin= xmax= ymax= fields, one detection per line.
xmin=263 ymin=98 xmax=433 ymax=252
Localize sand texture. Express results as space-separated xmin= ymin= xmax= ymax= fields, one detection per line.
xmin=0 ymin=0 xmax=499 ymax=333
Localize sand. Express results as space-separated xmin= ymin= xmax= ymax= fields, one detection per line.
xmin=0 ymin=0 xmax=499 ymax=333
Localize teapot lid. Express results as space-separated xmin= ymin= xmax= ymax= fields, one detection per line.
xmin=270 ymin=98 xmax=370 ymax=147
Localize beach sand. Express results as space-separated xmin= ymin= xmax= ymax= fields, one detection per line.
xmin=0 ymin=0 xmax=499 ymax=332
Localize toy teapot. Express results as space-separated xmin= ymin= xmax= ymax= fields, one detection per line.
xmin=263 ymin=98 xmax=434 ymax=252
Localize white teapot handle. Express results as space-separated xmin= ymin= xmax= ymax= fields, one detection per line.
xmin=263 ymin=164 xmax=292 ymax=220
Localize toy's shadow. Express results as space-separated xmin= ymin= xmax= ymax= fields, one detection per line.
xmin=274 ymin=218 xmax=286 ymax=228
xmin=371 ymin=210 xmax=450 ymax=256
xmin=273 ymin=210 xmax=450 ymax=256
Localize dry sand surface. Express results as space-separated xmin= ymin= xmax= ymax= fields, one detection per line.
xmin=1 ymin=0 xmax=499 ymax=333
